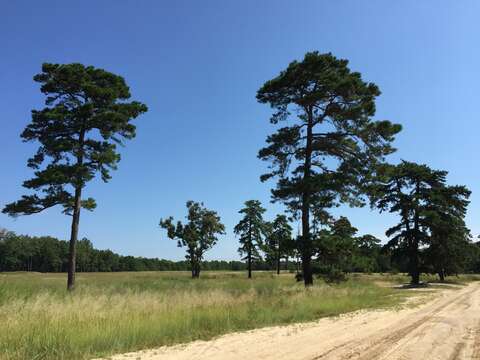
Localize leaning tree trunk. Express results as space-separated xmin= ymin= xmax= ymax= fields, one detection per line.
xmin=67 ymin=185 xmax=82 ymax=291
xmin=67 ymin=128 xmax=85 ymax=291
xmin=301 ymin=106 xmax=314 ymax=287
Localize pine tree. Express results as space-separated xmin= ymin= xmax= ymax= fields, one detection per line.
xmin=424 ymin=185 xmax=471 ymax=281
xmin=2 ymin=63 xmax=147 ymax=290
xmin=257 ymin=52 xmax=401 ymax=286
xmin=314 ymin=216 xmax=357 ymax=281
xmin=264 ymin=214 xmax=293 ymax=274
xmin=371 ymin=161 xmax=448 ymax=285
xmin=234 ymin=200 xmax=267 ymax=278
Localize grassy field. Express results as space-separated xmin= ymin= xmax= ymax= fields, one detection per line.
xmin=0 ymin=271 xmax=466 ymax=360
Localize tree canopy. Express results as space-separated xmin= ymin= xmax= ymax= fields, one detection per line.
xmin=2 ymin=63 xmax=147 ymax=290
xmin=257 ymin=51 xmax=401 ymax=285
xmin=234 ymin=200 xmax=267 ymax=278
xmin=160 ymin=201 xmax=225 ymax=278
xmin=371 ymin=161 xmax=471 ymax=284
xmin=264 ymin=214 xmax=293 ymax=274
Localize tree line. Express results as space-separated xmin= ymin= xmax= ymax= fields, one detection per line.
xmin=3 ymin=212 xmax=480 ymax=279
xmin=158 ymin=198 xmax=480 ymax=282
xmin=1 ymin=52 xmax=476 ymax=289
xmin=0 ymin=229 xmax=251 ymax=272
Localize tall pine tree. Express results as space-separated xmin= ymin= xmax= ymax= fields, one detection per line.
xmin=2 ymin=63 xmax=147 ymax=290
xmin=257 ymin=52 xmax=401 ymax=286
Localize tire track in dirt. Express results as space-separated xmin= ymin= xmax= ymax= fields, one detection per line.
xmin=472 ymin=320 xmax=480 ymax=359
xmin=100 ymin=282 xmax=480 ymax=360
xmin=310 ymin=286 xmax=478 ymax=360
xmin=354 ymin=286 xmax=479 ymax=360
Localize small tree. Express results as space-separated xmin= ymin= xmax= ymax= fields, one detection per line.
xmin=352 ymin=234 xmax=382 ymax=273
xmin=257 ymin=52 xmax=401 ymax=286
xmin=234 ymin=200 xmax=267 ymax=278
xmin=314 ymin=216 xmax=357 ymax=281
xmin=160 ymin=201 xmax=225 ymax=278
xmin=2 ymin=63 xmax=147 ymax=290
xmin=264 ymin=214 xmax=293 ymax=274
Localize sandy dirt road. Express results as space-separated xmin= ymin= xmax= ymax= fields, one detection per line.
xmin=104 ymin=282 xmax=480 ymax=360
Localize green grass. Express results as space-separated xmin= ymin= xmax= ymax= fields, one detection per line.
xmin=0 ymin=271 xmax=453 ymax=360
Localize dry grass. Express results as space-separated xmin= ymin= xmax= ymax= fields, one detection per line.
xmin=0 ymin=271 xmax=438 ymax=360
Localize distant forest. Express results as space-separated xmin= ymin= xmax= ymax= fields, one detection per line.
xmin=0 ymin=230 xmax=249 ymax=273
xmin=2 ymin=229 xmax=480 ymax=276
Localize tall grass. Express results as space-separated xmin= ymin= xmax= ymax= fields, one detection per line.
xmin=0 ymin=271 xmax=414 ymax=360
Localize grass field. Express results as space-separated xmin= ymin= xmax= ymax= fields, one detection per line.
xmin=0 ymin=271 xmax=467 ymax=360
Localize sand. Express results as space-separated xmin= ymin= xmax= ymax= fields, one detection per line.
xmin=100 ymin=282 xmax=480 ymax=360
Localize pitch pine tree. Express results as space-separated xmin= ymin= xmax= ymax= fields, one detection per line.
xmin=2 ymin=63 xmax=147 ymax=290
xmin=257 ymin=52 xmax=401 ymax=286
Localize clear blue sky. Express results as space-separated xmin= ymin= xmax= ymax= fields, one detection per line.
xmin=1 ymin=1 xmax=479 ymax=260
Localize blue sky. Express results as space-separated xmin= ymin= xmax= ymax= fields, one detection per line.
xmin=1 ymin=1 xmax=479 ymax=260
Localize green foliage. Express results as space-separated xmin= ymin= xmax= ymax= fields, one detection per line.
xmin=257 ymin=51 xmax=401 ymax=285
xmin=0 ymin=230 xmax=250 ymax=273
xmin=371 ymin=161 xmax=471 ymax=284
xmin=2 ymin=63 xmax=147 ymax=290
xmin=314 ymin=217 xmax=357 ymax=275
xmin=257 ymin=51 xmax=401 ymax=217
xmin=423 ymin=184 xmax=471 ymax=280
xmin=352 ymin=234 xmax=383 ymax=273
xmin=263 ymin=214 xmax=294 ymax=274
xmin=234 ymin=200 xmax=267 ymax=277
xmin=160 ymin=201 xmax=225 ymax=278
xmin=2 ymin=63 xmax=147 ymax=216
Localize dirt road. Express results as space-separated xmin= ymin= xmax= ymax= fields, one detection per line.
xmin=105 ymin=282 xmax=480 ymax=360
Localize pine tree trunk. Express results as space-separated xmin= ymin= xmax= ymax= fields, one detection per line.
xmin=67 ymin=127 xmax=86 ymax=291
xmin=67 ymin=186 xmax=82 ymax=291
xmin=410 ymin=239 xmax=420 ymax=285
xmin=410 ymin=181 xmax=420 ymax=286
xmin=438 ymin=268 xmax=445 ymax=282
xmin=276 ymin=254 xmax=281 ymax=275
xmin=248 ymin=251 xmax=252 ymax=279
xmin=411 ymin=257 xmax=419 ymax=285
xmin=301 ymin=106 xmax=314 ymax=287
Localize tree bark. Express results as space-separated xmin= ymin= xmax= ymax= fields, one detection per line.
xmin=438 ymin=268 xmax=445 ymax=283
xmin=276 ymin=254 xmax=281 ymax=275
xmin=301 ymin=106 xmax=314 ymax=286
xmin=410 ymin=180 xmax=420 ymax=286
xmin=247 ymin=220 xmax=252 ymax=279
xmin=67 ymin=185 xmax=82 ymax=291
xmin=194 ymin=261 xmax=201 ymax=278
xmin=67 ymin=127 xmax=85 ymax=291
xmin=410 ymin=241 xmax=420 ymax=285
